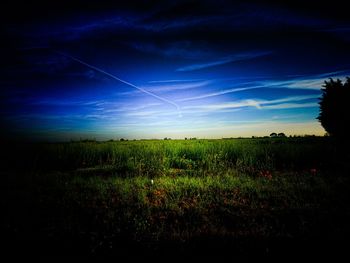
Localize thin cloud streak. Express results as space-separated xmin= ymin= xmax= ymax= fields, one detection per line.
xmin=140 ymin=80 xmax=211 ymax=93
xmin=5 ymin=1 xmax=350 ymax=140
xmin=263 ymin=102 xmax=318 ymax=109
xmin=177 ymin=72 xmax=344 ymax=103
xmin=259 ymin=73 xmax=350 ymax=90
xmin=176 ymin=51 xmax=272 ymax=72
xmin=183 ymin=95 xmax=319 ymax=111
xmin=56 ymin=51 xmax=183 ymax=117
xmin=178 ymin=86 xmax=261 ymax=102
xmin=176 ymin=57 xmax=236 ymax=72
xmin=148 ymin=79 xmax=205 ymax=83
xmin=117 ymin=95 xmax=320 ymax=120
xmin=117 ymin=80 xmax=210 ymax=96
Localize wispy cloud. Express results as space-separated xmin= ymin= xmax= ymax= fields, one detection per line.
xmin=183 ymin=95 xmax=319 ymax=112
xmin=129 ymin=41 xmax=213 ymax=59
xmin=141 ymin=16 xmax=221 ymax=32
xmin=178 ymin=86 xmax=261 ymax=102
xmin=107 ymin=94 xmax=320 ymax=120
xmin=259 ymin=71 xmax=350 ymax=90
xmin=142 ymin=80 xmax=210 ymax=93
xmin=183 ymin=100 xmax=261 ymax=111
xmin=103 ymin=102 xmax=162 ymax=113
xmin=70 ymin=16 xmax=138 ymax=33
xmin=261 ymin=78 xmax=325 ymax=90
xmin=178 ymin=76 xmax=324 ymax=102
xmin=148 ymin=79 xmax=204 ymax=83
xmin=176 ymin=71 xmax=346 ymax=103
xmin=176 ymin=51 xmax=272 ymax=72
xmin=29 ymin=98 xmax=106 ymax=107
xmin=125 ymin=110 xmax=160 ymax=117
xmin=119 ymin=80 xmax=210 ymax=95
xmin=176 ymin=57 xmax=235 ymax=72
xmin=263 ymin=102 xmax=318 ymax=109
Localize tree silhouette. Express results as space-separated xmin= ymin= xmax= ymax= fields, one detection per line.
xmin=317 ymin=78 xmax=350 ymax=139
xmin=270 ymin=132 xmax=277 ymax=138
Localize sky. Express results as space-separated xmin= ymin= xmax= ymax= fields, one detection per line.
xmin=1 ymin=0 xmax=350 ymax=141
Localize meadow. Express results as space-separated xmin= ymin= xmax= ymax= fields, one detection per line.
xmin=3 ymin=137 xmax=350 ymax=258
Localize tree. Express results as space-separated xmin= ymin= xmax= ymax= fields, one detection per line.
xmin=317 ymin=78 xmax=350 ymax=139
xmin=278 ymin=132 xmax=286 ymax=138
xmin=270 ymin=132 xmax=277 ymax=138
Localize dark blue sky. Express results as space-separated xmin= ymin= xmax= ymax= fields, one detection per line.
xmin=2 ymin=0 xmax=350 ymax=140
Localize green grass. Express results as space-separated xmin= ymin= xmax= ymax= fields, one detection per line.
xmin=4 ymin=137 xmax=337 ymax=174
xmin=3 ymin=137 xmax=350 ymax=257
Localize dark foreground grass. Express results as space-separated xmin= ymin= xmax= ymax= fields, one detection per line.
xmin=2 ymin=138 xmax=350 ymax=259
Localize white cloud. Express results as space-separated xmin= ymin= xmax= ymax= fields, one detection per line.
xmin=263 ymin=102 xmax=318 ymax=109
xmin=176 ymin=51 xmax=272 ymax=72
xmin=259 ymin=73 xmax=348 ymax=90
xmin=148 ymin=79 xmax=204 ymax=83
xmin=183 ymin=95 xmax=319 ymax=112
xmin=141 ymin=80 xmax=211 ymax=93
xmin=178 ymin=86 xmax=260 ymax=102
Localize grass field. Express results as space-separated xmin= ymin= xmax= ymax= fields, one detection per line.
xmin=3 ymin=137 xmax=350 ymax=258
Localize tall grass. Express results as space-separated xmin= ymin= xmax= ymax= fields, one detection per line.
xmin=4 ymin=137 xmax=335 ymax=176
xmin=3 ymin=137 xmax=349 ymax=257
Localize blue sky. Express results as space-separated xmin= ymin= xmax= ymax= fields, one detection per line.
xmin=2 ymin=0 xmax=350 ymax=140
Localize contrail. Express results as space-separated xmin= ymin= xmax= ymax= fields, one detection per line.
xmin=56 ymin=51 xmax=182 ymax=117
